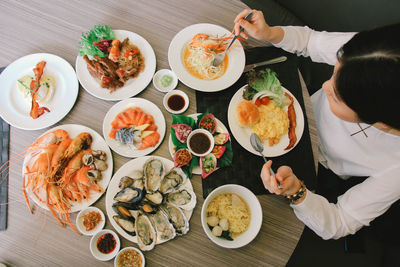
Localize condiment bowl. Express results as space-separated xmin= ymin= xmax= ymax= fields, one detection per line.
xmin=163 ymin=89 xmax=189 ymax=114
xmin=153 ymin=69 xmax=178 ymax=92
xmin=90 ymin=229 xmax=120 ymax=261
xmin=114 ymin=247 xmax=145 ymax=267
xmin=76 ymin=206 xmax=105 ymax=236
xmin=187 ymin=129 xmax=214 ymax=157
xmin=201 ymin=184 xmax=263 ymax=249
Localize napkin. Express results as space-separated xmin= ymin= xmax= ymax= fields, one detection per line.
xmin=196 ymin=47 xmax=317 ymax=198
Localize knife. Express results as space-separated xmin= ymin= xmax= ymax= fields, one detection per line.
xmin=243 ymin=56 xmax=287 ymax=73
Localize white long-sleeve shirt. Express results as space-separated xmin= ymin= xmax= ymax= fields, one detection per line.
xmin=274 ymin=26 xmax=400 ymax=239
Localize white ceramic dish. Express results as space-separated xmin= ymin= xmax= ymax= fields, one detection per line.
xmin=201 ymin=184 xmax=262 ymax=249
xmin=22 ymin=124 xmax=113 ymax=213
xmin=76 ymin=206 xmax=106 ymax=236
xmin=227 ymin=85 xmax=304 ymax=157
xmin=163 ymin=90 xmax=189 ymax=114
xmin=114 ymin=247 xmax=145 ymax=267
xmin=153 ymin=69 xmax=178 ymax=92
xmin=90 ymin=229 xmax=120 ymax=261
xmin=102 ymin=98 xmax=166 ymax=158
xmin=168 ymin=23 xmax=245 ymax=92
xmin=186 ymin=129 xmax=214 ymax=157
xmin=76 ymin=30 xmax=156 ymax=101
xmin=0 ymin=53 xmax=78 ymax=130
xmin=168 ymin=113 xmax=229 ymax=175
xmin=105 ymin=156 xmax=195 ymax=244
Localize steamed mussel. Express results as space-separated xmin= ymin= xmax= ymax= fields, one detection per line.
xmin=113 ymin=187 xmax=143 ymax=204
xmin=113 ymin=215 xmax=136 ymax=235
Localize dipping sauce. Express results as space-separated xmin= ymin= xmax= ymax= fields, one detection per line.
xmin=116 ymin=249 xmax=143 ymax=267
xmin=189 ymin=132 xmax=211 ymax=154
xmin=167 ymin=94 xmax=185 ymax=111
xmin=97 ymin=233 xmax=117 ymax=254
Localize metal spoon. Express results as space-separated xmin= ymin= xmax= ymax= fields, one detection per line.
xmin=250 ymin=133 xmax=283 ymax=189
xmin=212 ymin=11 xmax=253 ymax=67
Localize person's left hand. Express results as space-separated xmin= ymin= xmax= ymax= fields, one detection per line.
xmin=260 ymin=160 xmax=302 ymax=196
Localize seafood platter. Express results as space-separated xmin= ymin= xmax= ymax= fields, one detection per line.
xmin=106 ymin=156 xmax=196 ymax=251
xmin=168 ymin=112 xmax=233 ymax=178
xmin=76 ymin=25 xmax=156 ymax=101
xmin=228 ymin=68 xmax=304 ymax=157
xmin=103 ymin=98 xmax=166 ymax=158
xmin=22 ymin=124 xmax=113 ymax=233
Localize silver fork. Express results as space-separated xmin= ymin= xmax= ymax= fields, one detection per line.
xmin=212 ymin=11 xmax=253 ymax=67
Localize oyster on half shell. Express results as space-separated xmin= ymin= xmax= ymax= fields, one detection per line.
xmin=159 ymin=202 xmax=189 ymax=235
xmin=136 ymin=213 xmax=157 ymax=251
xmin=144 ymin=158 xmax=164 ymax=192
xmin=159 ymin=167 xmax=187 ymax=194
xmin=167 ymin=188 xmax=196 ymax=211
xmin=148 ymin=209 xmax=176 ymax=242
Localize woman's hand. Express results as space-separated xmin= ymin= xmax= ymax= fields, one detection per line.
xmin=234 ymin=9 xmax=284 ymax=44
xmin=260 ymin=160 xmax=302 ymax=196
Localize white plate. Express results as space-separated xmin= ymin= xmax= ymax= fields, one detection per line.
xmin=168 ymin=23 xmax=245 ymax=92
xmin=76 ymin=30 xmax=156 ymax=101
xmin=22 ymin=124 xmax=113 ymax=213
xmin=228 ymin=85 xmax=304 ymax=157
xmin=76 ymin=206 xmax=106 ymax=236
xmin=168 ymin=113 xmax=229 ymax=175
xmin=103 ymin=98 xmax=166 ymax=158
xmin=0 ymin=53 xmax=78 ymax=130
xmin=105 ymin=156 xmax=195 ymax=244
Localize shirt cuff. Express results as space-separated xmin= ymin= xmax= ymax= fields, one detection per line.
xmin=290 ymin=188 xmax=315 ymax=212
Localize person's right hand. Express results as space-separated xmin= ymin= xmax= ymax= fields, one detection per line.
xmin=234 ymin=9 xmax=271 ymax=41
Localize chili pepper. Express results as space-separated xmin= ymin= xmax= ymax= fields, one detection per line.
xmin=124 ymin=49 xmax=139 ymax=58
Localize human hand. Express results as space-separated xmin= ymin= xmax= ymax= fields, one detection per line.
xmin=234 ymin=9 xmax=271 ymax=41
xmin=260 ymin=160 xmax=302 ymax=196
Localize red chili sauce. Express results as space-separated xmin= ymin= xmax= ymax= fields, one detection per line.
xmin=167 ymin=94 xmax=185 ymax=111
xmin=189 ymin=132 xmax=211 ymax=154
xmin=97 ymin=233 xmax=116 ymax=254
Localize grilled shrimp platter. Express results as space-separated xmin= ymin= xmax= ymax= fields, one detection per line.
xmin=22 ymin=124 xmax=113 ymax=233
xmin=105 ymin=155 xmax=197 ymax=251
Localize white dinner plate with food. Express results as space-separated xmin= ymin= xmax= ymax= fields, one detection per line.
xmin=228 ymin=85 xmax=304 ymax=157
xmin=168 ymin=23 xmax=245 ymax=92
xmin=102 ymin=98 xmax=166 ymax=158
xmin=22 ymin=124 xmax=113 ymax=213
xmin=105 ymin=156 xmax=196 ymax=245
xmin=168 ymin=113 xmax=229 ymax=175
xmin=0 ymin=53 xmax=78 ymax=130
xmin=76 ymin=30 xmax=156 ymax=101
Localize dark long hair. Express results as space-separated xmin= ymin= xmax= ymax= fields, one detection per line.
xmin=335 ymin=23 xmax=400 ymax=130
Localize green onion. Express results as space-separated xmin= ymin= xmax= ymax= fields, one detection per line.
xmin=18 ymin=80 xmax=40 ymax=96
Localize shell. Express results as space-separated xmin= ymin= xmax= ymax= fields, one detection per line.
xmin=171 ymin=124 xmax=192 ymax=143
xmin=173 ymin=149 xmax=192 ymax=168
xmin=113 ymin=187 xmax=143 ymax=204
xmin=148 ymin=209 xmax=176 ymax=243
xmin=119 ymin=176 xmax=134 ymax=189
xmin=213 ymin=133 xmax=230 ymax=145
xmin=198 ymin=113 xmax=217 ymax=134
xmin=145 ymin=191 xmax=163 ymax=205
xmin=159 ymin=167 xmax=187 ymax=194
xmin=92 ymin=150 xmax=107 ymax=160
xmin=159 ymin=202 xmax=189 ymax=235
xmin=143 ymin=158 xmax=164 ymax=193
xmin=94 ymin=159 xmax=107 ymax=171
xmin=200 ymin=153 xmax=217 ymax=179
xmin=135 ymin=213 xmax=157 ymax=251
xmin=113 ymin=215 xmax=136 ymax=235
xmin=211 ymin=145 xmax=226 ymax=159
xmin=82 ymin=153 xmax=94 ymax=166
xmin=166 ymin=188 xmax=196 ymax=211
xmin=87 ymin=169 xmax=102 ymax=182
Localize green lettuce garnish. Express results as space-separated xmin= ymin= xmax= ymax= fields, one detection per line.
xmin=78 ymin=25 xmax=115 ymax=57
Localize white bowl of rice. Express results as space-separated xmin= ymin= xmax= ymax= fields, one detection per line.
xmin=201 ymin=184 xmax=262 ymax=248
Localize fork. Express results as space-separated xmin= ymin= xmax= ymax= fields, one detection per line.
xmin=212 ymin=11 xmax=253 ymax=67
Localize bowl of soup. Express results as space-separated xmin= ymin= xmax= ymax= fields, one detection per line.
xmin=201 ymin=184 xmax=262 ymax=248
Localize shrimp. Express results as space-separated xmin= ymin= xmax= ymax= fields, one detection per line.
xmin=109 ymin=39 xmax=121 ymax=62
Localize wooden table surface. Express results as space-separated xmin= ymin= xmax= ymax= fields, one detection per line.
xmin=0 ymin=1 xmax=319 ymax=266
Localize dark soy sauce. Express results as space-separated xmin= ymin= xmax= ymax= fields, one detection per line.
xmin=167 ymin=94 xmax=185 ymax=111
xmin=189 ymin=132 xmax=211 ymax=154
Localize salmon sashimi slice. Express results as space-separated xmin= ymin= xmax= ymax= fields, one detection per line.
xmin=139 ymin=131 xmax=160 ymax=150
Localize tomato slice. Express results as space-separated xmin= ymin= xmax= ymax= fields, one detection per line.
xmin=255 ymin=99 xmax=261 ymax=107
xmin=260 ymin=97 xmax=270 ymax=105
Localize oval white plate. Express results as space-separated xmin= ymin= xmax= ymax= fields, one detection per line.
xmin=228 ymin=85 xmax=304 ymax=157
xmin=106 ymin=155 xmax=195 ymax=244
xmin=168 ymin=23 xmax=245 ymax=92
xmin=76 ymin=206 xmax=106 ymax=236
xmin=22 ymin=124 xmax=113 ymax=213
xmin=0 ymin=53 xmax=78 ymax=130
xmin=168 ymin=113 xmax=229 ymax=175
xmin=102 ymin=98 xmax=166 ymax=158
xmin=76 ymin=30 xmax=156 ymax=101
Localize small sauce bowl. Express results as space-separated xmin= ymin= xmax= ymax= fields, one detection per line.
xmin=153 ymin=69 xmax=178 ymax=92
xmin=90 ymin=229 xmax=120 ymax=261
xmin=187 ymin=129 xmax=214 ymax=157
xmin=114 ymin=247 xmax=145 ymax=267
xmin=163 ymin=90 xmax=189 ymax=114
xmin=76 ymin=206 xmax=105 ymax=236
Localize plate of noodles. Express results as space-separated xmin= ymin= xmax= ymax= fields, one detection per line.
xmin=168 ymin=23 xmax=245 ymax=92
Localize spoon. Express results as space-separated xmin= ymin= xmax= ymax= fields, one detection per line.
xmin=250 ymin=133 xmax=283 ymax=189
xmin=212 ymin=11 xmax=253 ymax=67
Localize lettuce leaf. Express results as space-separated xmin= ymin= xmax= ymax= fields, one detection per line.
xmin=78 ymin=25 xmax=115 ymax=57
